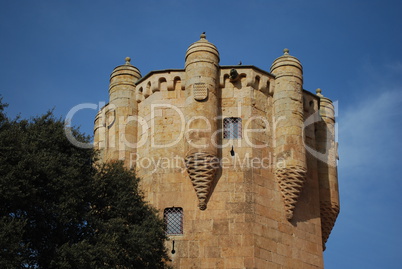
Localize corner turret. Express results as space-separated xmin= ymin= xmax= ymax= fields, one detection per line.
xmin=184 ymin=33 xmax=220 ymax=210
xmin=109 ymin=57 xmax=141 ymax=105
xmin=94 ymin=57 xmax=142 ymax=163
xmin=315 ymin=88 xmax=340 ymax=249
xmin=185 ymin=32 xmax=220 ymax=97
xmin=271 ymin=49 xmax=307 ymax=220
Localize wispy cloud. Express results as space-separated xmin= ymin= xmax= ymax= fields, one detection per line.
xmin=338 ymin=62 xmax=402 ymax=178
xmin=339 ymin=90 xmax=402 ymax=171
xmin=326 ymin=62 xmax=402 ymax=268
xmin=335 ymin=60 xmax=402 ymax=225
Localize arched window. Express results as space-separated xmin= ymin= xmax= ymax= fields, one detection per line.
xmin=223 ymin=117 xmax=242 ymax=139
xmin=164 ymin=207 xmax=183 ymax=235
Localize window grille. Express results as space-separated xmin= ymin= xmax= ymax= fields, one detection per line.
xmin=223 ymin=117 xmax=242 ymax=139
xmin=164 ymin=207 xmax=183 ymax=235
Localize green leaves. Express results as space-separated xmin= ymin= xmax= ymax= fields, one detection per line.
xmin=77 ymin=162 xmax=169 ymax=268
xmin=0 ymin=99 xmax=169 ymax=268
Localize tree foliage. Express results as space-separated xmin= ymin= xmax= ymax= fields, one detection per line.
xmin=0 ymin=98 xmax=169 ymax=268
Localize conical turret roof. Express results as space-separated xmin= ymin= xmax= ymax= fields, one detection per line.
xmin=270 ymin=48 xmax=302 ymax=74
xmin=185 ymin=33 xmax=220 ymax=63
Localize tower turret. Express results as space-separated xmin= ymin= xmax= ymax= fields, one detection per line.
xmin=105 ymin=57 xmax=141 ymax=162
xmin=270 ymin=49 xmax=307 ymax=220
xmin=93 ymin=37 xmax=341 ymax=268
xmin=184 ymin=33 xmax=220 ymax=210
xmin=315 ymin=88 xmax=340 ymax=249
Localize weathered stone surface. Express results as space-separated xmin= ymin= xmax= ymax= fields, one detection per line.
xmin=93 ymin=35 xmax=340 ymax=268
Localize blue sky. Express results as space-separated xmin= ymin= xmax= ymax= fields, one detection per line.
xmin=1 ymin=0 xmax=401 ymax=268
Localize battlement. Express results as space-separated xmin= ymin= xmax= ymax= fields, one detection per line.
xmin=94 ymin=34 xmax=339 ymax=269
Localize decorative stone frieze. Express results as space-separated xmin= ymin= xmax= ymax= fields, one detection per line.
xmin=184 ymin=151 xmax=219 ymax=210
xmin=276 ymin=165 xmax=307 ymax=220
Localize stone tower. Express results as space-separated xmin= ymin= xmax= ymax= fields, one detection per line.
xmin=94 ymin=34 xmax=340 ymax=268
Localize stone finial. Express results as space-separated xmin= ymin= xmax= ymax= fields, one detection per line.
xmin=125 ymin=57 xmax=131 ymax=65
xmin=283 ymin=48 xmax=290 ymax=55
xmin=200 ymin=32 xmax=206 ymax=39
xmin=316 ymin=88 xmax=323 ymax=97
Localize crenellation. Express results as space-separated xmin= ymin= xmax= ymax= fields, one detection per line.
xmin=135 ymin=71 xmax=185 ymax=103
xmin=93 ymin=34 xmax=340 ymax=268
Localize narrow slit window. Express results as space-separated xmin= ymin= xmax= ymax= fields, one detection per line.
xmin=223 ymin=117 xmax=242 ymax=139
xmin=164 ymin=207 xmax=183 ymax=235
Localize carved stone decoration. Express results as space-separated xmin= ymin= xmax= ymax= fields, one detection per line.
xmin=193 ymin=82 xmax=208 ymax=101
xmin=229 ymin=68 xmax=239 ymax=81
xmin=320 ymin=201 xmax=340 ymax=250
xmin=185 ymin=152 xmax=219 ymax=210
xmin=276 ymin=165 xmax=307 ymax=220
